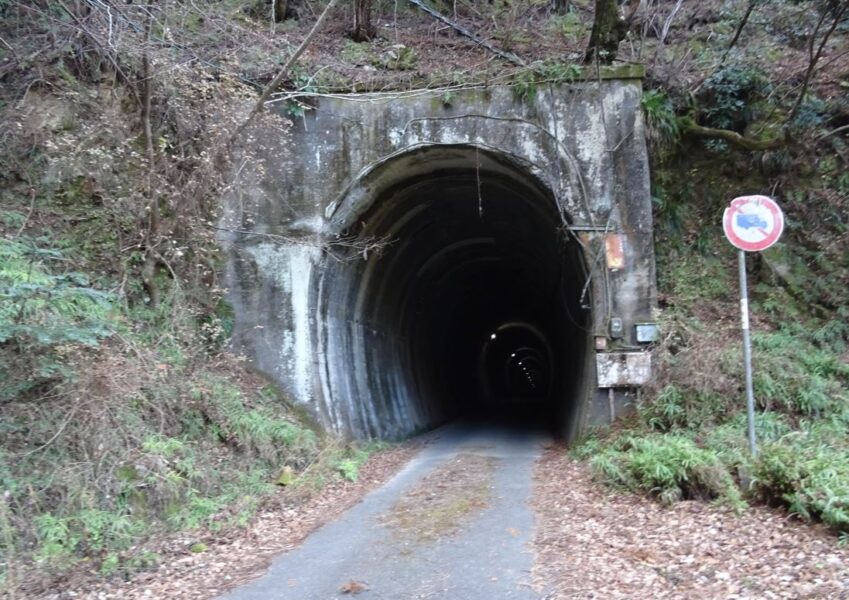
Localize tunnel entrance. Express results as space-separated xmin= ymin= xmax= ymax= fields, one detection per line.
xmin=316 ymin=146 xmax=591 ymax=439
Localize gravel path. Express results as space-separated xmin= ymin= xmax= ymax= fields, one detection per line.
xmin=531 ymin=446 xmax=849 ymax=599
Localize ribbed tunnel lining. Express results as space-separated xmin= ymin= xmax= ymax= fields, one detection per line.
xmin=316 ymin=147 xmax=591 ymax=439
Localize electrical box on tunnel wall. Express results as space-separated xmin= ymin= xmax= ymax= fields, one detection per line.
xmin=218 ymin=66 xmax=657 ymax=440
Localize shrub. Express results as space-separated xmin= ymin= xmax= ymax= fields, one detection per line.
xmin=699 ymin=64 xmax=768 ymax=132
xmin=641 ymin=89 xmax=681 ymax=155
xmin=752 ymin=437 xmax=849 ymax=532
xmin=589 ymin=434 xmax=743 ymax=506
xmin=0 ymin=237 xmax=114 ymax=400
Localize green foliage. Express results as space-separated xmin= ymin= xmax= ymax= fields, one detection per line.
xmin=589 ymin=434 xmax=744 ymax=507
xmin=0 ymin=237 xmax=114 ymax=401
xmin=704 ymin=412 xmax=794 ymax=469
xmin=513 ymin=70 xmax=538 ymax=103
xmin=752 ymin=435 xmax=849 ymax=531
xmin=640 ymin=384 xmax=687 ymax=431
xmin=551 ymin=11 xmax=585 ymax=41
xmin=100 ymin=553 xmax=120 ymax=576
xmin=812 ymin=318 xmax=849 ymax=354
xmin=336 ymin=458 xmax=362 ymax=482
xmin=142 ymin=435 xmax=186 ymax=458
xmin=339 ymin=40 xmax=418 ymax=73
xmin=650 ymin=185 xmax=689 ymax=239
xmin=699 ymin=64 xmax=768 ymax=131
xmin=1 ymin=210 xmax=26 ymax=229
xmin=340 ymin=40 xmax=371 ymax=65
xmin=2 ymin=363 xmax=322 ymax=579
xmin=791 ymin=96 xmax=828 ymax=129
xmin=35 ymin=508 xmax=144 ymax=563
xmin=381 ymin=45 xmax=418 ymax=71
xmin=749 ymin=330 xmax=849 ymax=416
xmin=282 ymin=65 xmax=317 ymax=118
xmin=333 ymin=444 xmax=383 ymax=482
xmin=189 ymin=378 xmax=318 ymax=462
xmin=658 ymin=244 xmax=733 ymax=303
xmin=0 ymin=237 xmax=114 ymax=346
xmin=513 ymin=62 xmax=582 ymax=103
xmin=641 ymin=89 xmax=681 ymax=154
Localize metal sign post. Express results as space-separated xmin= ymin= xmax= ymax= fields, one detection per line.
xmin=737 ymin=250 xmax=757 ymax=456
xmin=723 ymin=195 xmax=785 ymax=456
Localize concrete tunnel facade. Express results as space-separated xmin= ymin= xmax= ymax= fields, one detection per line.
xmin=219 ymin=67 xmax=658 ymax=440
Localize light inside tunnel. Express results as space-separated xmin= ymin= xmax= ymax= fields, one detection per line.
xmin=317 ymin=146 xmax=591 ymax=439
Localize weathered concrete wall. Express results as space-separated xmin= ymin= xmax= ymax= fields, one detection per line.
xmin=219 ymin=72 xmax=656 ymax=439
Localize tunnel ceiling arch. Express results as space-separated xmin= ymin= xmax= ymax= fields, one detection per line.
xmin=220 ymin=75 xmax=657 ymax=440
xmin=315 ymin=144 xmax=590 ymax=438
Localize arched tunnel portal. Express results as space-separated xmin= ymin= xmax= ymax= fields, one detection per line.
xmin=221 ymin=76 xmax=657 ymax=442
xmin=316 ymin=146 xmax=591 ymax=438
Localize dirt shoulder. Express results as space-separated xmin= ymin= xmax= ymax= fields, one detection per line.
xmin=40 ymin=442 xmax=421 ymax=600
xmin=531 ymin=445 xmax=849 ymax=599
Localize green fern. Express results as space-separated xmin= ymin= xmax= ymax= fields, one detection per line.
xmin=641 ymin=89 xmax=680 ymax=155
xmin=0 ymin=237 xmax=113 ymax=346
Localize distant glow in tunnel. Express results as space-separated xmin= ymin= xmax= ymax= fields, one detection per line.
xmin=316 ymin=146 xmax=591 ymax=438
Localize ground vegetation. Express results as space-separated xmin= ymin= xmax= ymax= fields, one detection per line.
xmin=575 ymin=0 xmax=849 ymax=540
xmin=0 ymin=0 xmax=848 ymax=594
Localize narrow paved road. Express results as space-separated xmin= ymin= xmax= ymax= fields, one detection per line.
xmin=222 ymin=421 xmax=548 ymax=600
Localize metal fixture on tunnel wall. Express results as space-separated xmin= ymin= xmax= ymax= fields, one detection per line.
xmin=219 ymin=65 xmax=658 ymax=441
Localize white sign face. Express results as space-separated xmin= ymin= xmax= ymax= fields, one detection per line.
xmin=723 ymin=195 xmax=784 ymax=252
xmin=596 ymin=352 xmax=652 ymax=387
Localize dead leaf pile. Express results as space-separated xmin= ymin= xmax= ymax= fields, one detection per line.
xmin=531 ymin=446 xmax=849 ymax=599
xmin=381 ymin=453 xmax=496 ymax=544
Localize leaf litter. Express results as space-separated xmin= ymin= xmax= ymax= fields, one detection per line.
xmin=531 ymin=445 xmax=849 ymax=599
xmin=381 ymin=453 xmax=497 ymax=545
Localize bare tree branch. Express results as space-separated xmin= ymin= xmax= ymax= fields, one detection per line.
xmin=818 ymin=123 xmax=849 ymax=141
xmin=211 ymin=225 xmax=395 ymax=262
xmin=678 ymin=117 xmax=785 ymax=151
xmin=236 ymin=0 xmax=340 ymax=139
xmin=787 ymin=2 xmax=847 ymax=124
xmin=720 ymin=0 xmax=758 ymax=66
xmin=407 ymin=0 xmax=525 ymax=66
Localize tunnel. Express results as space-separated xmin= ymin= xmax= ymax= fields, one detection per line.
xmin=315 ymin=145 xmax=593 ymax=439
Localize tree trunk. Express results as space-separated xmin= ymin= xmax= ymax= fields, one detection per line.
xmin=553 ymin=0 xmax=570 ymax=14
xmin=273 ymin=0 xmax=288 ymax=22
xmin=141 ymin=1 xmax=160 ymax=308
xmin=584 ymin=0 xmax=626 ymax=64
xmin=352 ymin=0 xmax=374 ymax=42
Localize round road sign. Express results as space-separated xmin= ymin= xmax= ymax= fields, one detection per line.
xmin=723 ymin=195 xmax=784 ymax=252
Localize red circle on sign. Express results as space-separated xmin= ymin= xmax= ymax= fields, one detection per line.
xmin=723 ymin=195 xmax=784 ymax=252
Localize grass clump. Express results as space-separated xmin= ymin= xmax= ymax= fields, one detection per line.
xmin=0 ymin=229 xmax=327 ymax=591
xmin=751 ymin=426 xmax=849 ymax=531
xmin=576 ymin=216 xmax=849 ymax=537
xmin=589 ymin=434 xmax=743 ymax=507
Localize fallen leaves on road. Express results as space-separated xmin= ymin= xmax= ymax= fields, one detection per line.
xmin=381 ymin=453 xmax=496 ymax=544
xmin=339 ymin=579 xmax=369 ymax=594
xmin=531 ymin=445 xmax=849 ymax=599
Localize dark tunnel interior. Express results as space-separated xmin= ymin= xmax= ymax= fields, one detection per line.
xmin=321 ymin=150 xmax=592 ymax=438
